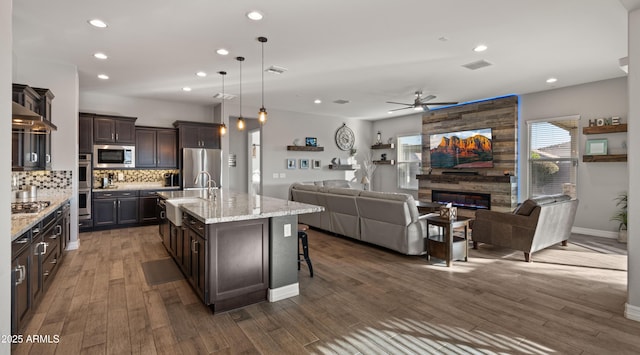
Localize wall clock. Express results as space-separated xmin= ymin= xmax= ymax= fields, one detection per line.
xmin=335 ymin=123 xmax=355 ymax=151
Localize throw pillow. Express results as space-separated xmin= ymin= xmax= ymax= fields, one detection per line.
xmin=514 ymin=199 xmax=538 ymax=216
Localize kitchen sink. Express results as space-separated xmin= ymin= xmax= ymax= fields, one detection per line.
xmin=165 ymin=198 xmax=203 ymax=226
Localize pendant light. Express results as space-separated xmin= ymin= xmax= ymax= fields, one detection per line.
xmin=236 ymin=56 xmax=246 ymax=131
xmin=257 ymin=36 xmax=268 ymax=125
xmin=218 ymin=71 xmax=227 ymax=136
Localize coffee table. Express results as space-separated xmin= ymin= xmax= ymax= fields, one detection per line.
xmin=425 ymin=215 xmax=471 ymax=267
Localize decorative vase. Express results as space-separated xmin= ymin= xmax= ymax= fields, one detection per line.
xmin=618 ymin=228 xmax=628 ymax=243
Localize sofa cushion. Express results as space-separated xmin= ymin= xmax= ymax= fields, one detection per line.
xmin=323 ymin=180 xmax=351 ymax=188
xmin=359 ymin=191 xmax=418 ymax=221
xmin=514 ymin=199 xmax=538 ymax=216
xmin=327 ymin=187 xmax=361 ymax=196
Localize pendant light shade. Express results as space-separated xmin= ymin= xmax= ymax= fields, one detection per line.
xmin=218 ymin=71 xmax=227 ymax=136
xmin=257 ymin=36 xmax=268 ymax=125
xmin=236 ymin=56 xmax=246 ymax=131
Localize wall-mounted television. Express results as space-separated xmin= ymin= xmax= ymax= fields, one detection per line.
xmin=429 ymin=128 xmax=493 ymax=168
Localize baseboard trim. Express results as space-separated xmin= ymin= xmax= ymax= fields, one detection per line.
xmin=66 ymin=240 xmax=80 ymax=250
xmin=625 ymin=303 xmax=640 ymax=322
xmin=571 ymin=227 xmax=618 ymax=239
xmin=268 ymin=283 xmax=299 ymax=302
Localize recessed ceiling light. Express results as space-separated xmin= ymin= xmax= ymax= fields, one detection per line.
xmin=196 ymin=71 xmax=207 ymax=77
xmin=182 ymin=87 xmax=192 ymax=92
xmin=88 ymin=19 xmax=108 ymax=28
xmin=387 ymin=111 xmax=394 ymax=114
xmin=438 ymin=36 xmax=449 ymax=42
xmin=546 ymin=77 xmax=558 ymax=83
xmin=314 ymin=99 xmax=322 ymax=104
xmin=246 ymin=11 xmax=263 ymax=21
xmin=473 ymin=44 xmax=488 ymax=52
xmin=216 ymin=48 xmax=229 ymax=56
xmin=97 ymin=74 xmax=109 ymax=80
xmin=93 ymin=52 xmax=108 ymax=60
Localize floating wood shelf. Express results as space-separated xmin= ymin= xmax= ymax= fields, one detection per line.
xmin=582 ymin=124 xmax=627 ymax=135
xmin=583 ymin=154 xmax=627 ymax=162
xmin=373 ymin=160 xmax=395 ymax=165
xmin=371 ymin=143 xmax=395 ymax=149
xmin=286 ymin=145 xmax=324 ymax=151
xmin=328 ymin=164 xmax=359 ymax=170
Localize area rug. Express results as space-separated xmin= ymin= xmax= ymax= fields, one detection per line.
xmin=141 ymin=258 xmax=185 ymax=286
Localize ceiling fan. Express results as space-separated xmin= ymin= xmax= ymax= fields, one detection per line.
xmin=386 ymin=91 xmax=458 ymax=112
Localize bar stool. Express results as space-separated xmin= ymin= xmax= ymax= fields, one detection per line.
xmin=298 ymin=224 xmax=314 ymax=277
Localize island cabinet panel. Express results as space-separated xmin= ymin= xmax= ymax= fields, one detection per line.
xmin=207 ymin=218 xmax=269 ymax=312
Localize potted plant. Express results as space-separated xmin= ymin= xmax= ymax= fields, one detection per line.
xmin=611 ymin=192 xmax=627 ymax=243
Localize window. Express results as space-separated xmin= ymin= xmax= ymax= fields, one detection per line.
xmin=397 ymin=134 xmax=422 ymax=190
xmin=528 ymin=116 xmax=579 ymax=198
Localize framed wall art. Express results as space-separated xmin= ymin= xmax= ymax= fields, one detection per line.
xmin=300 ymin=159 xmax=310 ymax=169
xmin=305 ymin=137 xmax=318 ymax=147
xmin=287 ymin=158 xmax=296 ymax=169
xmin=586 ymin=139 xmax=608 ymax=155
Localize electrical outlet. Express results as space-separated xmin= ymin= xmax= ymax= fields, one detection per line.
xmin=279 ymin=173 xmax=286 ymax=178
xmin=118 ymin=173 xmax=124 ymax=181
xmin=272 ymin=173 xmax=279 ymax=179
xmin=284 ymin=224 xmax=291 ymax=237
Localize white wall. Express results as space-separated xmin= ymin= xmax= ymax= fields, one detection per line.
xmin=371 ymin=112 xmax=423 ymax=196
xmin=13 ymin=56 xmax=81 ymax=248
xmin=227 ymin=117 xmax=260 ymax=192
xmin=259 ymin=108 xmax=373 ymax=199
xmin=520 ymin=77 xmax=628 ymax=236
xmin=627 ymin=6 xmax=640 ymax=321
xmin=1 ymin=0 xmax=12 ymax=351
xmin=80 ymin=92 xmax=211 ymax=127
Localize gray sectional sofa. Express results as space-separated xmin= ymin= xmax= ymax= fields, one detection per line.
xmin=289 ymin=183 xmax=434 ymax=255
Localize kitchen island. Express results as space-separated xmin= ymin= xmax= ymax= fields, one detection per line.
xmin=157 ymin=189 xmax=323 ymax=312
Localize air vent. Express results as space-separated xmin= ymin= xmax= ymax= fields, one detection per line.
xmin=333 ymin=99 xmax=350 ymax=104
xmin=265 ymin=65 xmax=288 ymax=74
xmin=462 ymin=59 xmax=492 ymax=70
xmin=213 ymin=93 xmax=236 ymax=100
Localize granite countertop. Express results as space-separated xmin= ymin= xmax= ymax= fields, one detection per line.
xmin=92 ymin=182 xmax=180 ymax=192
xmin=157 ymin=189 xmax=324 ymax=224
xmin=11 ymin=189 xmax=73 ymax=241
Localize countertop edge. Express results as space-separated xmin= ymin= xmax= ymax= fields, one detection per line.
xmin=11 ymin=193 xmax=73 ymax=241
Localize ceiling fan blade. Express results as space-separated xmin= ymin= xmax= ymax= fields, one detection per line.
xmin=423 ymin=101 xmax=458 ymax=106
xmin=386 ymin=101 xmax=413 ymax=106
xmin=389 ymin=107 xmax=412 ymax=112
xmin=418 ymin=94 xmax=436 ymax=103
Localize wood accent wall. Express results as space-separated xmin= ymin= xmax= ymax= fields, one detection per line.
xmin=418 ymin=96 xmax=518 ymax=213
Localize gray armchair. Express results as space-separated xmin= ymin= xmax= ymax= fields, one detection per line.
xmin=471 ymin=194 xmax=578 ymax=262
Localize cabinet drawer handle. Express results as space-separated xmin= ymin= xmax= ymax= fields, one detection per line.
xmin=103 ymin=193 xmax=113 ymax=197
xmin=42 ymin=242 xmax=48 ymax=255
xmin=32 ymin=227 xmax=40 ymax=236
xmin=16 ymin=238 xmax=29 ymax=244
xmin=111 ymin=133 xmax=115 ymax=140
xmin=54 ymin=225 xmax=62 ymax=236
xmin=160 ymin=211 xmax=166 ymax=219
xmin=46 ymin=154 xmax=51 ymax=163
xmin=14 ymin=265 xmax=25 ymax=285
xmin=50 ymin=258 xmax=57 ymax=265
xmin=122 ymin=193 xmax=131 ymax=196
xmin=43 ymin=271 xmax=50 ymax=277
xmin=116 ymin=133 xmax=119 ymax=140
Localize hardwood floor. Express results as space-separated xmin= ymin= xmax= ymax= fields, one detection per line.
xmin=14 ymin=225 xmax=640 ymax=354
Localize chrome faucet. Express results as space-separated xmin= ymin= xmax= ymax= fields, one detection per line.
xmin=194 ymin=171 xmax=218 ymax=200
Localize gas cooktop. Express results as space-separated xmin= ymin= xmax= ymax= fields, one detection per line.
xmin=11 ymin=201 xmax=51 ymax=214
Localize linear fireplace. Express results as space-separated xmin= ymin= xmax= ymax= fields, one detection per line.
xmin=432 ymin=190 xmax=491 ymax=210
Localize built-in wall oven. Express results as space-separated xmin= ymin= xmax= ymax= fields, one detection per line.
xmin=78 ymin=154 xmax=92 ymax=225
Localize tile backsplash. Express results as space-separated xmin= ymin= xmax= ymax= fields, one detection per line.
xmin=93 ymin=169 xmax=180 ymax=185
xmin=12 ymin=170 xmax=73 ymax=190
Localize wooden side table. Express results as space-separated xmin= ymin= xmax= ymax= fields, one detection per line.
xmin=425 ymin=215 xmax=471 ymax=267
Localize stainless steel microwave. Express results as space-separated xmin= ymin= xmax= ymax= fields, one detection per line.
xmin=93 ymin=145 xmax=135 ymax=168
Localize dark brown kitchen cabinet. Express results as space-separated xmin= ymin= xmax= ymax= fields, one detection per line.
xmin=93 ymin=115 xmax=137 ymax=144
xmin=11 ymin=233 xmax=31 ymax=336
xmin=12 ymin=84 xmax=53 ymax=171
xmin=135 ymin=127 xmax=177 ymax=168
xmin=12 ymin=84 xmax=40 ymax=114
xmin=32 ymin=88 xmax=54 ymax=122
xmin=173 ymin=121 xmax=221 ymax=149
xmin=139 ymin=190 xmax=159 ymax=224
xmin=79 ymin=113 xmax=94 ymax=154
xmin=93 ymin=191 xmax=139 ymax=227
xmin=182 ymin=213 xmax=207 ymax=300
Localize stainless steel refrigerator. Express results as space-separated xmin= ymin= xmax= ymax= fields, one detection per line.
xmin=182 ymin=148 xmax=222 ymax=190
